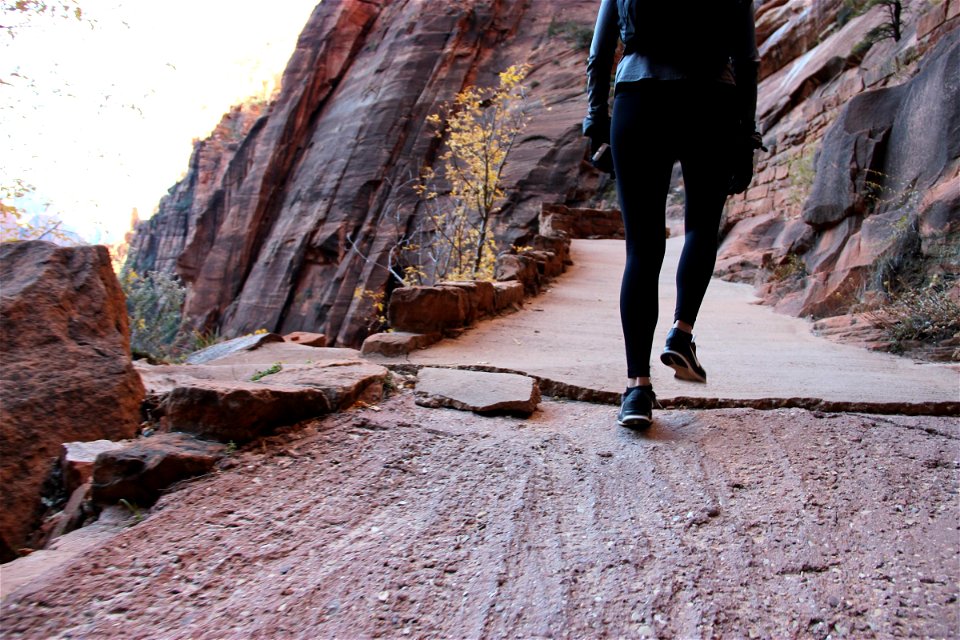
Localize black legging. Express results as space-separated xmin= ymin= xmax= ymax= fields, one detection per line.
xmin=611 ymin=80 xmax=736 ymax=378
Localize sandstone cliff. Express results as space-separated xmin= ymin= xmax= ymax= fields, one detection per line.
xmin=129 ymin=0 xmax=604 ymax=347
xmin=720 ymin=0 xmax=959 ymax=326
xmin=130 ymin=0 xmax=959 ymax=349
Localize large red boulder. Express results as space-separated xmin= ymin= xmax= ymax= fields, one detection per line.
xmin=0 ymin=242 xmax=145 ymax=561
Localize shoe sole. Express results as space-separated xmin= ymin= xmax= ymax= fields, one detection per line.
xmin=617 ymin=414 xmax=652 ymax=428
xmin=660 ymin=350 xmax=707 ymax=383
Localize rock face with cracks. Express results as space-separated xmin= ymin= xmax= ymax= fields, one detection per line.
xmin=127 ymin=0 xmax=605 ymax=347
xmin=722 ymin=0 xmax=960 ymax=324
xmin=0 ymin=241 xmax=144 ymax=563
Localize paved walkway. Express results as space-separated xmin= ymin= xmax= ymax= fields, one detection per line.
xmin=390 ymin=239 xmax=958 ymax=407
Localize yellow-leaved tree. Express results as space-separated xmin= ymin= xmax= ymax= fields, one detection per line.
xmin=412 ymin=63 xmax=533 ymax=284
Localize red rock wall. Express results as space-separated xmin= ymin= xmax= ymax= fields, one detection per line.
xmin=720 ymin=0 xmax=959 ymax=319
xmin=129 ymin=0 xmax=605 ymax=347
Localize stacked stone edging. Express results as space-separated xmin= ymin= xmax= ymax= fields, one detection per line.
xmin=539 ymin=203 xmax=624 ymax=239
xmin=364 ymin=203 xmax=628 ymax=356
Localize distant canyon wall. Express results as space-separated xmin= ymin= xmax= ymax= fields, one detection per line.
xmin=129 ymin=0 xmax=959 ymax=346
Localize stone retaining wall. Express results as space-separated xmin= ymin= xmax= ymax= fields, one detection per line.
xmin=361 ymin=237 xmax=568 ymax=356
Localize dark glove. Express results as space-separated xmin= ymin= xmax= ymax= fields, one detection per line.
xmin=583 ymin=115 xmax=615 ymax=177
xmin=728 ymin=130 xmax=766 ymax=195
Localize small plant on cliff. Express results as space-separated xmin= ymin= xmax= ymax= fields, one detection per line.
xmin=768 ymin=253 xmax=808 ymax=282
xmin=547 ymin=18 xmax=593 ymax=51
xmin=843 ymin=0 xmax=905 ymax=62
xmin=867 ymin=277 xmax=960 ymax=355
xmin=250 ymin=363 xmax=282 ymax=382
xmin=118 ymin=498 xmax=144 ymax=524
xmin=787 ymin=146 xmax=817 ymax=207
xmin=353 ymin=287 xmax=388 ymax=333
xmin=412 ymin=64 xmax=534 ymax=284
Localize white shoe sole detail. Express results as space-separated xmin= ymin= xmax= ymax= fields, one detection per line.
xmin=617 ymin=414 xmax=652 ymax=427
xmin=661 ymin=349 xmax=707 ymax=383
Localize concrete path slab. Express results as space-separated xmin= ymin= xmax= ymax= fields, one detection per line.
xmin=382 ymin=238 xmax=958 ymax=408
xmin=414 ymin=367 xmax=541 ymax=416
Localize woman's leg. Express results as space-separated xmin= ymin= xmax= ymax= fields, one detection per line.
xmin=674 ymin=84 xmax=736 ymax=328
xmin=611 ymin=84 xmax=677 ymax=380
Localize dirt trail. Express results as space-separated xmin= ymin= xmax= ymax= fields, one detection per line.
xmin=3 ymin=395 xmax=957 ymax=639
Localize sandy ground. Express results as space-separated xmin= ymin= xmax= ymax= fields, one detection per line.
xmin=3 ymin=393 xmax=957 ymax=639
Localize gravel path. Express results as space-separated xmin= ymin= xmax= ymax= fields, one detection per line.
xmin=3 ymin=394 xmax=957 ymax=639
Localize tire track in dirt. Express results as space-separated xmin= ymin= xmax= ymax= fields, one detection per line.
xmin=2 ymin=395 xmax=957 ymax=639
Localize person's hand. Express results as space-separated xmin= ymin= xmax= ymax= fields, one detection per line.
xmin=728 ymin=131 xmax=765 ymax=195
xmin=591 ymin=142 xmax=615 ymax=177
xmin=583 ymin=117 xmax=615 ymax=177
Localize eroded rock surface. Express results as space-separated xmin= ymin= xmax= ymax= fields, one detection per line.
xmin=723 ymin=3 xmax=960 ymax=325
xmin=1 ymin=398 xmax=956 ymax=637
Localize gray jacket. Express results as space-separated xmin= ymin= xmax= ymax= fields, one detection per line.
xmin=584 ymin=0 xmax=760 ymax=138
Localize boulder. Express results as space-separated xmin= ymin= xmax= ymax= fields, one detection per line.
xmin=184 ymin=332 xmax=284 ymax=365
xmin=438 ymin=281 xmax=496 ymax=318
xmin=493 ymin=281 xmax=525 ymax=311
xmin=360 ymin=331 xmax=441 ymax=357
xmin=0 ymin=242 xmax=144 ymax=562
xmin=414 ymin=367 xmax=541 ymax=417
xmin=495 ymin=253 xmax=541 ymax=295
xmin=531 ymin=233 xmax=573 ymax=266
xmin=61 ymin=441 xmax=125 ymax=496
xmin=387 ymin=286 xmax=469 ymax=334
xmin=539 ymin=203 xmax=624 ymax=239
xmin=525 ymin=250 xmax=564 ymax=279
xmin=283 ymin=331 xmax=328 ymax=347
xmin=139 ymin=360 xmax=388 ymax=443
xmin=91 ymin=433 xmax=226 ymax=506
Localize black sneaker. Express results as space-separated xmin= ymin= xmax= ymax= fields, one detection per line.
xmin=660 ymin=328 xmax=707 ymax=383
xmin=617 ymin=385 xmax=658 ymax=427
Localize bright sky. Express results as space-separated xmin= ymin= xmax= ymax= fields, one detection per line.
xmin=1 ymin=0 xmax=319 ymax=245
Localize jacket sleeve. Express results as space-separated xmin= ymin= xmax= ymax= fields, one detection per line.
xmin=583 ymin=0 xmax=620 ymax=137
xmin=731 ymin=0 xmax=760 ymax=134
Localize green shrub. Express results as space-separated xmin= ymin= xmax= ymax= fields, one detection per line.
xmin=769 ymin=253 xmax=808 ymax=282
xmin=120 ymin=267 xmax=187 ymax=362
xmin=787 ymin=146 xmax=817 ymax=206
xmin=547 ymin=18 xmax=593 ymax=51
xmin=868 ymin=280 xmax=959 ymax=353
